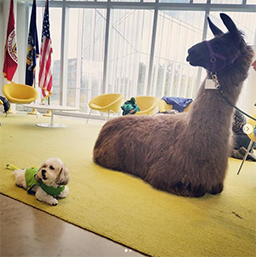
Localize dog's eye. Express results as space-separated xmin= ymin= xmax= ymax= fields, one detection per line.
xmin=49 ymin=166 xmax=55 ymax=170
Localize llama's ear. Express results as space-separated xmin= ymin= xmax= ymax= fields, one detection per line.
xmin=220 ymin=13 xmax=240 ymax=43
xmin=207 ymin=17 xmax=223 ymax=36
xmin=220 ymin=13 xmax=238 ymax=34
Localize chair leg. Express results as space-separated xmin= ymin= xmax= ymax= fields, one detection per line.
xmin=6 ymin=106 xmax=14 ymax=115
xmin=107 ymin=111 xmax=110 ymax=120
xmin=28 ymin=108 xmax=38 ymax=116
xmin=86 ymin=109 xmax=92 ymax=124
xmin=237 ymin=140 xmax=254 ymax=175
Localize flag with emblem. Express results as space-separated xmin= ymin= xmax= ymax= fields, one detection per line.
xmin=3 ymin=0 xmax=18 ymax=81
xmin=39 ymin=0 xmax=53 ymax=101
xmin=25 ymin=0 xmax=39 ymax=86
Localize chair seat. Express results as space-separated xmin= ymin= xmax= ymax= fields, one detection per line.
xmin=3 ymin=83 xmax=38 ymax=104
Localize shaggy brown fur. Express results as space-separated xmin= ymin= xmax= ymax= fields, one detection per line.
xmin=93 ymin=13 xmax=254 ymax=197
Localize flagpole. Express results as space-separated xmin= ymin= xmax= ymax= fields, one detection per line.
xmin=28 ymin=68 xmax=38 ymax=115
xmin=43 ymin=97 xmax=51 ymax=117
xmin=26 ymin=0 xmax=39 ymax=116
xmin=39 ymin=0 xmax=53 ymax=117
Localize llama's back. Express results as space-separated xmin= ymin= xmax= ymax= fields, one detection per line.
xmin=93 ymin=114 xmax=188 ymax=178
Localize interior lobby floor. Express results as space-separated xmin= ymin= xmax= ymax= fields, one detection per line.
xmin=0 ymin=194 xmax=144 ymax=257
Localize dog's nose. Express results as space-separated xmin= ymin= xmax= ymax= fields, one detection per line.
xmin=41 ymin=169 xmax=47 ymax=180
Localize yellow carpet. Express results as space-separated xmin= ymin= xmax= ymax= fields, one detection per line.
xmin=0 ymin=113 xmax=256 ymax=257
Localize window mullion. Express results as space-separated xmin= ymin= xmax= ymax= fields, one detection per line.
xmin=147 ymin=1 xmax=159 ymax=95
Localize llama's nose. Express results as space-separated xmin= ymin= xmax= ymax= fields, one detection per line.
xmin=186 ymin=48 xmax=194 ymax=61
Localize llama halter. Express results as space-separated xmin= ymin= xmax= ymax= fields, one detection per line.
xmin=204 ymin=40 xmax=240 ymax=73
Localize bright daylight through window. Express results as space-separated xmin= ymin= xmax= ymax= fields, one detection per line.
xmin=32 ymin=0 xmax=255 ymax=115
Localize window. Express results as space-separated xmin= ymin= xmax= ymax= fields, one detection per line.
xmin=107 ymin=9 xmax=154 ymax=99
xmin=67 ymin=8 xmax=106 ymax=112
xmin=32 ymin=0 xmax=256 ymax=115
xmin=151 ymin=11 xmax=205 ymax=98
xmin=210 ymin=0 xmax=243 ymax=3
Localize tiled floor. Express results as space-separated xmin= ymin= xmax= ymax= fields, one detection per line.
xmin=0 ymin=194 xmax=145 ymax=257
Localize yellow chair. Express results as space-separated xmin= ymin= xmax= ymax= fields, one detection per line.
xmin=3 ymin=83 xmax=38 ymax=105
xmin=87 ymin=93 xmax=124 ymax=123
xmin=158 ymin=99 xmax=193 ymax=113
xmin=237 ymin=113 xmax=256 ymax=174
xmin=134 ymin=96 xmax=159 ymax=115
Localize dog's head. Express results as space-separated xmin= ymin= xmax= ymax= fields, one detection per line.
xmin=35 ymin=158 xmax=69 ymax=187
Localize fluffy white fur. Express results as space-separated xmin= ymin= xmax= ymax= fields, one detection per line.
xmin=13 ymin=157 xmax=69 ymax=206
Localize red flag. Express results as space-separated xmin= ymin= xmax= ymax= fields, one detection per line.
xmin=3 ymin=0 xmax=18 ymax=81
xmin=39 ymin=0 xmax=53 ymax=102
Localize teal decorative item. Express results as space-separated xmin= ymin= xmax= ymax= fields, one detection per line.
xmin=121 ymin=97 xmax=140 ymax=115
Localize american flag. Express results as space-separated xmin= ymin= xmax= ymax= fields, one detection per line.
xmin=39 ymin=0 xmax=52 ymax=101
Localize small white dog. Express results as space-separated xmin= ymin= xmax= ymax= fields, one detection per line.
xmin=13 ymin=158 xmax=69 ymax=206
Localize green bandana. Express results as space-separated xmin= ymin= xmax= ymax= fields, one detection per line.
xmin=25 ymin=167 xmax=65 ymax=196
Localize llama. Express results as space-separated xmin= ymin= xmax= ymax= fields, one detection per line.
xmin=93 ymin=13 xmax=254 ymax=197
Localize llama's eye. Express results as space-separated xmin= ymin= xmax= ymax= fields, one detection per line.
xmin=49 ymin=166 xmax=55 ymax=170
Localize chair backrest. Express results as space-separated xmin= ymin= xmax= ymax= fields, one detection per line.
xmin=91 ymin=93 xmax=122 ymax=105
xmin=3 ymin=83 xmax=38 ymax=104
xmin=134 ymin=96 xmax=159 ymax=115
xmin=89 ymin=93 xmax=124 ymax=113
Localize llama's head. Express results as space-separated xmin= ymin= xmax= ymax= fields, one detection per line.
xmin=186 ymin=13 xmax=253 ymax=76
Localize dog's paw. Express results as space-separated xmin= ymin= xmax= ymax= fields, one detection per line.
xmin=58 ymin=186 xmax=69 ymax=198
xmin=48 ymin=198 xmax=58 ymax=206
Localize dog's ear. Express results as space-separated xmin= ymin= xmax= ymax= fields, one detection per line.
xmin=35 ymin=173 xmax=41 ymax=182
xmin=35 ymin=163 xmax=45 ymax=182
xmin=56 ymin=164 xmax=69 ymax=185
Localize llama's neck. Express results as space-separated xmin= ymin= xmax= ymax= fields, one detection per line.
xmin=187 ymin=74 xmax=243 ymax=144
xmin=187 ymin=42 xmax=253 ymax=132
